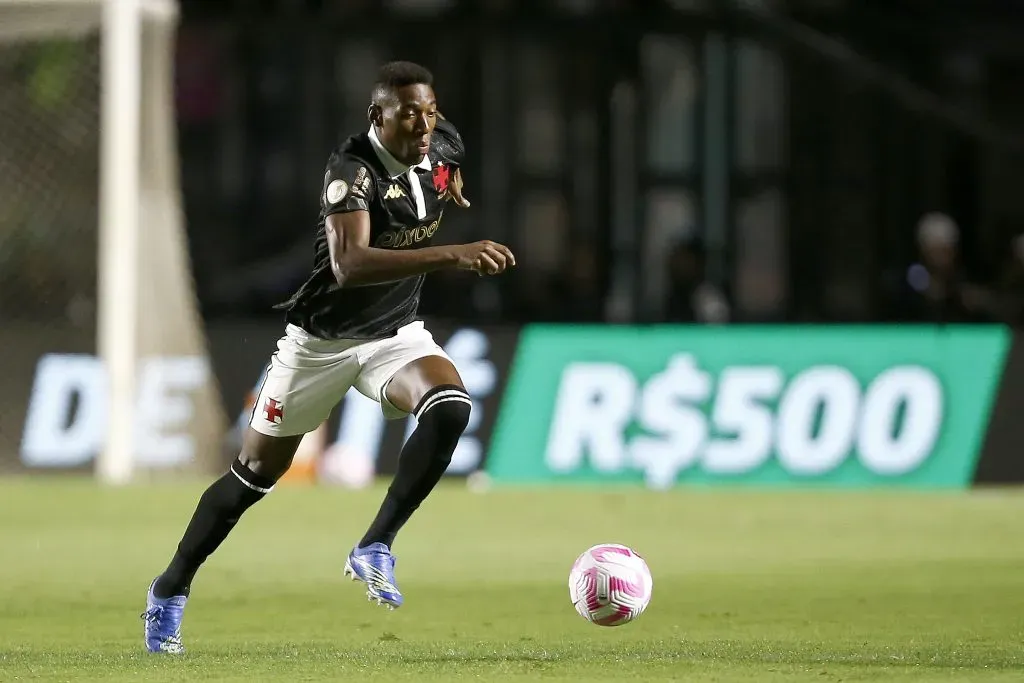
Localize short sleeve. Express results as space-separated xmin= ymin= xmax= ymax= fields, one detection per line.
xmin=321 ymin=154 xmax=375 ymax=215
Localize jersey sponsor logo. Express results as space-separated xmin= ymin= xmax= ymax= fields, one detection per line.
xmin=325 ymin=179 xmax=348 ymax=204
xmin=384 ymin=184 xmax=406 ymax=200
xmin=374 ymin=217 xmax=442 ymax=248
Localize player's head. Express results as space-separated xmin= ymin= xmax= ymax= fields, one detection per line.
xmin=368 ymin=61 xmax=437 ymax=166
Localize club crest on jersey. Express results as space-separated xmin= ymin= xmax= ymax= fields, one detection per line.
xmin=432 ymin=162 xmax=450 ymax=195
xmin=384 ymin=184 xmax=406 ymax=200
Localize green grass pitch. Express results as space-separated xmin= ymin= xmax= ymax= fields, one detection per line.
xmin=0 ymin=477 xmax=1022 ymax=682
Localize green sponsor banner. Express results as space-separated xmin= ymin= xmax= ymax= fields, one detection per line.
xmin=486 ymin=325 xmax=1010 ymax=488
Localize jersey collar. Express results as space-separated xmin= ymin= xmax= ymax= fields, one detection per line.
xmin=368 ymin=125 xmax=431 ymax=178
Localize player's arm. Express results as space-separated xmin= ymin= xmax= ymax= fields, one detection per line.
xmin=322 ymin=156 xmax=514 ymax=287
xmin=327 ymin=212 xmax=515 ymax=286
xmin=328 ymin=211 xmax=447 ymax=286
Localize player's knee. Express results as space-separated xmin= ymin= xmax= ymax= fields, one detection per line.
xmin=238 ymin=429 xmax=303 ymax=482
xmin=417 ymin=387 xmax=472 ymax=442
xmin=422 ymin=399 xmax=470 ymax=471
xmin=237 ymin=450 xmax=292 ymax=483
xmin=425 ymin=397 xmax=471 ymax=436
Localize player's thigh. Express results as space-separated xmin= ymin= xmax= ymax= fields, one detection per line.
xmin=247 ymin=326 xmax=360 ymax=471
xmin=354 ymin=321 xmax=464 ymax=417
xmin=386 ymin=355 xmax=464 ymax=415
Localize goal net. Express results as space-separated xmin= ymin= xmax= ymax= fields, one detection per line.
xmin=0 ymin=0 xmax=226 ymax=483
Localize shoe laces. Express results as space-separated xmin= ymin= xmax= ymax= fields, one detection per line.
xmin=141 ymin=605 xmax=182 ymax=646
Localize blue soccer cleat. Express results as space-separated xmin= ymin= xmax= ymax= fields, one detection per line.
xmin=141 ymin=579 xmax=187 ymax=654
xmin=343 ymin=543 xmax=403 ymax=609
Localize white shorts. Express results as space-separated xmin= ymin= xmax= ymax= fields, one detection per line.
xmin=249 ymin=320 xmax=453 ymax=437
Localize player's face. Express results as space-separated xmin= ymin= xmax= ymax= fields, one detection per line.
xmin=380 ymin=84 xmax=438 ymax=165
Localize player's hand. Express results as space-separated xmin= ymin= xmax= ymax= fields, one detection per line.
xmin=448 ymin=168 xmax=471 ymax=208
xmin=455 ymin=240 xmax=516 ymax=276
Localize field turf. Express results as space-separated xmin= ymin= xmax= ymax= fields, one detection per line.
xmin=0 ymin=478 xmax=1022 ymax=682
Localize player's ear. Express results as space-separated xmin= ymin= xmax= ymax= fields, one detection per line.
xmin=367 ymin=104 xmax=383 ymax=127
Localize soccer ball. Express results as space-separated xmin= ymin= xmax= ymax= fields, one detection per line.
xmin=568 ymin=543 xmax=653 ymax=626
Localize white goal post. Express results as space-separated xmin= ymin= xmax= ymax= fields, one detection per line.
xmin=0 ymin=0 xmax=227 ymax=483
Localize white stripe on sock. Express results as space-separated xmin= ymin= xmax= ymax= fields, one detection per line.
xmin=230 ymin=464 xmax=274 ymax=494
xmin=414 ymin=389 xmax=468 ymax=418
xmin=415 ymin=392 xmax=472 ymax=421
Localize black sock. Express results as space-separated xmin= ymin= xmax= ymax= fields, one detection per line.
xmin=152 ymin=458 xmax=276 ymax=598
xmin=359 ymin=385 xmax=471 ymax=549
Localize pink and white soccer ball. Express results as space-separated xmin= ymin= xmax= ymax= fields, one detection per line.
xmin=568 ymin=543 xmax=653 ymax=626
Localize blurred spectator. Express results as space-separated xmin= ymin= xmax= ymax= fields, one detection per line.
xmin=664 ymin=237 xmax=730 ymax=324
xmin=885 ymin=212 xmax=996 ymax=323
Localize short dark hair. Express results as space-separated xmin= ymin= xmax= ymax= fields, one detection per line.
xmin=371 ymin=61 xmax=434 ymax=105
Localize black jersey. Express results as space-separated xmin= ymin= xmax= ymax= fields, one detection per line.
xmin=275 ymin=119 xmax=466 ymax=340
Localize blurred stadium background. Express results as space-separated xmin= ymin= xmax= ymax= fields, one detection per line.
xmin=1 ymin=1 xmax=1023 ymax=681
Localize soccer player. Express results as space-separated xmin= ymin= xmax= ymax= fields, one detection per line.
xmin=142 ymin=61 xmax=516 ymax=654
